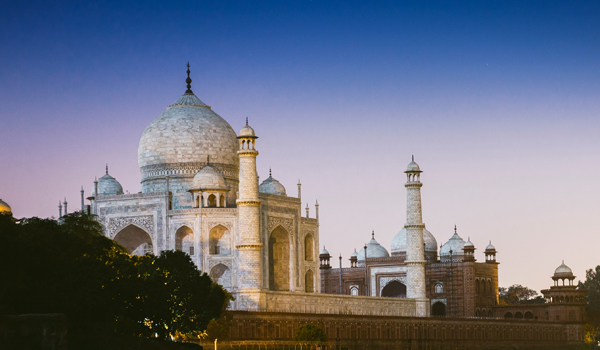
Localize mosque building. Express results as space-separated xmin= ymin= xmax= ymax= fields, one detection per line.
xmin=36 ymin=66 xmax=585 ymax=323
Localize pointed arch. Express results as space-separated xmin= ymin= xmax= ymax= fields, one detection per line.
xmin=175 ymin=225 xmax=194 ymax=255
xmin=114 ymin=224 xmax=152 ymax=255
xmin=304 ymin=233 xmax=314 ymax=261
xmin=381 ymin=280 xmax=407 ymax=298
xmin=432 ymin=302 xmax=446 ymax=316
xmin=210 ymin=263 xmax=232 ymax=291
xmin=305 ymin=269 xmax=314 ymax=293
xmin=269 ymin=225 xmax=290 ymax=291
xmin=209 ymin=224 xmax=231 ymax=255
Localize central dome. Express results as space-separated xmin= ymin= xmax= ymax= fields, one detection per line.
xmin=138 ymin=92 xmax=239 ymax=181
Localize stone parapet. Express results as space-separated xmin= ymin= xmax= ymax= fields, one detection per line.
xmin=233 ymin=291 xmax=418 ymax=316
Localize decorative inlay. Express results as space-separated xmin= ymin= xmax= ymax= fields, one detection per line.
xmin=208 ymin=258 xmax=233 ymax=271
xmin=109 ymin=215 xmax=154 ymax=238
xmin=208 ymin=221 xmax=233 ymax=231
xmin=268 ymin=216 xmax=294 ymax=234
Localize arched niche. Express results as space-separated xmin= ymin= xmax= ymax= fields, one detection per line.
xmin=305 ymin=269 xmax=314 ymax=293
xmin=504 ymin=312 xmax=513 ymax=319
xmin=175 ymin=226 xmax=194 ymax=255
xmin=432 ymin=302 xmax=446 ymax=316
xmin=114 ymin=224 xmax=153 ymax=255
xmin=525 ymin=311 xmax=534 ymax=319
xmin=210 ymin=263 xmax=232 ymax=291
xmin=209 ymin=225 xmax=231 ymax=256
xmin=381 ymin=280 xmax=407 ymax=298
xmin=269 ymin=225 xmax=290 ymax=291
xmin=514 ymin=312 xmax=523 ymax=319
xmin=304 ymin=233 xmax=314 ymax=261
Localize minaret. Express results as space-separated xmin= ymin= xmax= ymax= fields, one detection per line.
xmin=404 ymin=156 xmax=429 ymax=316
xmin=236 ymin=118 xmax=263 ymax=309
xmin=80 ymin=186 xmax=85 ymax=212
xmin=58 ymin=201 xmax=62 ymax=219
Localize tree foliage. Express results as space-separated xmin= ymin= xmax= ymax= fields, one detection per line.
xmin=0 ymin=212 xmax=230 ymax=349
xmin=579 ymin=265 xmax=600 ymax=340
xmin=498 ymin=284 xmax=539 ymax=305
xmin=294 ymin=324 xmax=327 ymax=342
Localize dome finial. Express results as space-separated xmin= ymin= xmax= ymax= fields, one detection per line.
xmin=372 ymin=230 xmax=375 ymax=239
xmin=246 ymin=117 xmax=248 ymax=126
xmin=269 ymin=168 xmax=272 ymax=176
xmin=454 ymin=225 xmax=457 ymax=233
xmin=206 ymin=155 xmax=210 ymax=165
xmin=185 ymin=62 xmax=193 ymax=94
xmin=412 ymin=154 xmax=414 ymax=162
xmin=106 ymin=164 xmax=108 ymax=174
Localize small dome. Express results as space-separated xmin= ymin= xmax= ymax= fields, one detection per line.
xmin=319 ymin=246 xmax=330 ymax=256
xmin=357 ymin=233 xmax=390 ymax=261
xmin=554 ymin=261 xmax=574 ymax=278
xmin=239 ymin=123 xmax=256 ymax=137
xmin=391 ymin=227 xmax=438 ymax=254
xmin=350 ymin=249 xmax=358 ymax=258
xmin=191 ymin=165 xmax=227 ymax=190
xmin=96 ymin=173 xmax=124 ymax=196
xmin=485 ymin=241 xmax=496 ymax=251
xmin=0 ymin=199 xmax=12 ymax=214
xmin=440 ymin=228 xmax=466 ymax=257
xmin=405 ymin=156 xmax=421 ymax=172
xmin=464 ymin=237 xmax=474 ymax=248
xmin=259 ymin=172 xmax=287 ymax=196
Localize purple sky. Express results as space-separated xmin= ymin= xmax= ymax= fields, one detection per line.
xmin=1 ymin=0 xmax=599 ymax=293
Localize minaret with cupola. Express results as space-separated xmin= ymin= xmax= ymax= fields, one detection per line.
xmin=235 ymin=118 xmax=263 ymax=309
xmin=404 ymin=156 xmax=429 ymax=316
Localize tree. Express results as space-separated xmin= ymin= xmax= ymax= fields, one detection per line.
xmin=294 ymin=324 xmax=327 ymax=342
xmin=498 ymin=284 xmax=539 ymax=305
xmin=579 ymin=265 xmax=600 ymax=340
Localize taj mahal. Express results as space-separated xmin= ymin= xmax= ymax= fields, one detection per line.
xmin=37 ymin=65 xmax=585 ymax=326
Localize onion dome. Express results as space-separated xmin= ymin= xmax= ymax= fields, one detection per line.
xmin=357 ymin=231 xmax=390 ymax=261
xmin=191 ymin=165 xmax=227 ymax=190
xmin=485 ymin=241 xmax=496 ymax=251
xmin=405 ymin=155 xmax=421 ymax=172
xmin=239 ymin=118 xmax=256 ymax=137
xmin=0 ymin=199 xmax=12 ymax=214
xmin=350 ymin=249 xmax=358 ymax=258
xmin=464 ymin=237 xmax=474 ymax=248
xmin=319 ymin=246 xmax=330 ymax=256
xmin=440 ymin=226 xmax=466 ymax=257
xmin=259 ymin=169 xmax=287 ymax=196
xmin=138 ymin=64 xmax=239 ymax=189
xmin=554 ymin=260 xmax=574 ymax=278
xmin=95 ymin=167 xmax=124 ymax=196
xmin=391 ymin=227 xmax=438 ymax=255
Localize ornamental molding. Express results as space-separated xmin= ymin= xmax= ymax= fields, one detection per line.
xmin=208 ymin=258 xmax=233 ymax=271
xmin=108 ymin=215 xmax=154 ymax=239
xmin=379 ymin=276 xmax=407 ymax=295
xmin=207 ymin=221 xmax=234 ymax=232
xmin=268 ymin=216 xmax=294 ymax=234
xmin=431 ymin=298 xmax=447 ymax=305
xmin=404 ymin=224 xmax=426 ymax=229
xmin=237 ymin=200 xmax=261 ymax=206
xmin=236 ymin=244 xmax=263 ymax=250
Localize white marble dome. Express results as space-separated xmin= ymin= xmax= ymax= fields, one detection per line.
xmin=319 ymin=246 xmax=330 ymax=256
xmin=240 ymin=123 xmax=255 ymax=137
xmin=0 ymin=199 xmax=12 ymax=214
xmin=259 ymin=173 xmax=286 ymax=196
xmin=406 ymin=158 xmax=421 ymax=172
xmin=96 ymin=173 xmax=124 ymax=196
xmin=391 ymin=227 xmax=438 ymax=254
xmin=138 ymin=91 xmax=239 ymax=182
xmin=485 ymin=241 xmax=496 ymax=251
xmin=350 ymin=249 xmax=358 ymax=258
xmin=357 ymin=234 xmax=390 ymax=261
xmin=192 ymin=165 xmax=227 ymax=190
xmin=440 ymin=230 xmax=466 ymax=257
xmin=554 ymin=261 xmax=574 ymax=278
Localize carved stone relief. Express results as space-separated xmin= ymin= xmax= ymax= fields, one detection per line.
xmin=109 ymin=215 xmax=154 ymax=238
xmin=378 ymin=276 xmax=407 ymax=295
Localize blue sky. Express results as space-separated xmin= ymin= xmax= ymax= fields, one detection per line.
xmin=1 ymin=0 xmax=599 ymax=292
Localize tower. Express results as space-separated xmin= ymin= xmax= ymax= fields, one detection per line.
xmin=404 ymin=156 xmax=429 ymax=316
xmin=236 ymin=119 xmax=263 ymax=309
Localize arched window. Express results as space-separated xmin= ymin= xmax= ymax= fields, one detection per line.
xmin=175 ymin=226 xmax=194 ymax=255
xmin=305 ymin=270 xmax=314 ymax=293
xmin=350 ymin=286 xmax=359 ymax=296
xmin=220 ymin=194 xmax=226 ymax=207
xmin=269 ymin=226 xmax=290 ymax=291
xmin=432 ymin=302 xmax=446 ymax=317
xmin=209 ymin=225 xmax=231 ymax=255
xmin=208 ymin=194 xmax=217 ymax=207
xmin=514 ymin=312 xmax=523 ymax=319
xmin=434 ymin=283 xmax=443 ymax=294
xmin=524 ymin=311 xmax=534 ymax=319
xmin=476 ymin=279 xmax=480 ymax=294
xmin=304 ymin=234 xmax=314 ymax=261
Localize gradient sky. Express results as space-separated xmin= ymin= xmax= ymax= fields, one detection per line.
xmin=1 ymin=0 xmax=599 ymax=293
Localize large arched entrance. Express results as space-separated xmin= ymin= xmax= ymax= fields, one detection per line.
xmin=114 ymin=224 xmax=153 ymax=255
xmin=269 ymin=226 xmax=290 ymax=291
xmin=381 ymin=280 xmax=407 ymax=298
xmin=432 ymin=302 xmax=446 ymax=316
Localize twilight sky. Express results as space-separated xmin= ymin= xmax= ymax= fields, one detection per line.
xmin=1 ymin=0 xmax=599 ymax=293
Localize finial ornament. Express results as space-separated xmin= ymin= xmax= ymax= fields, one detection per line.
xmin=454 ymin=225 xmax=457 ymax=233
xmin=246 ymin=117 xmax=248 ymax=126
xmin=106 ymin=164 xmax=108 ymax=174
xmin=372 ymin=230 xmax=375 ymax=238
xmin=412 ymin=155 xmax=414 ymax=162
xmin=269 ymin=168 xmax=272 ymax=176
xmin=185 ymin=62 xmax=193 ymax=94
